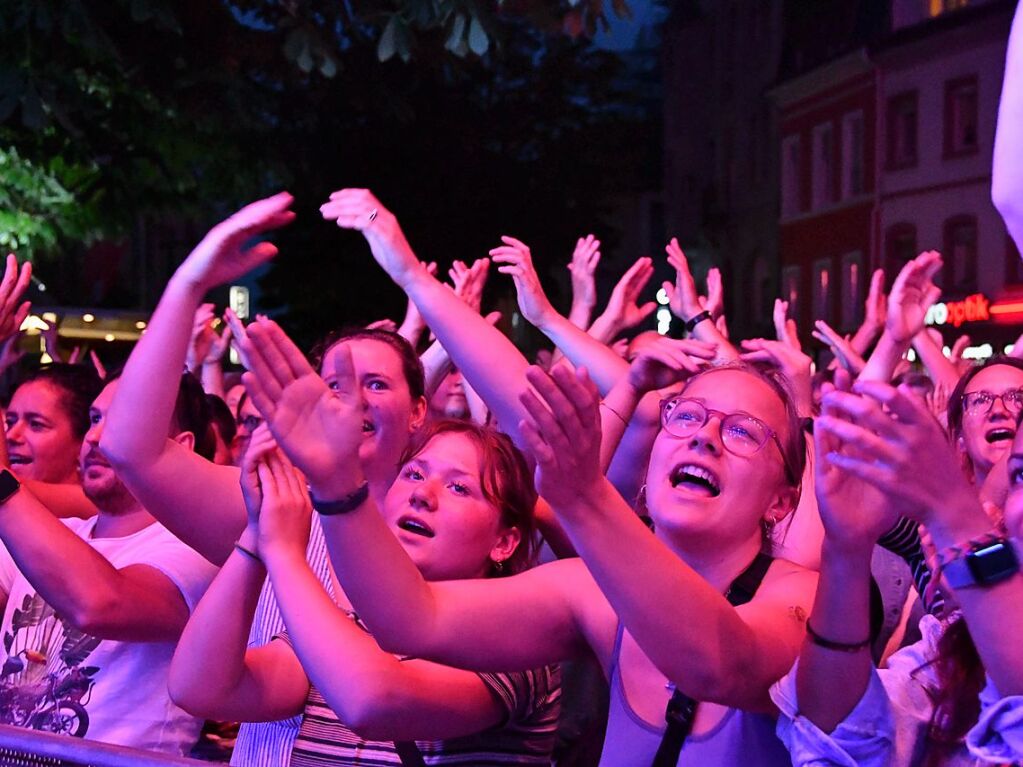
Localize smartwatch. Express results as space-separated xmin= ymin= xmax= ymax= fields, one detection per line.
xmin=0 ymin=469 xmax=21 ymax=505
xmin=942 ymin=537 xmax=1021 ymax=589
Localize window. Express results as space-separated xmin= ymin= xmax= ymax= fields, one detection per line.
xmin=781 ymin=135 xmax=801 ymax=218
xmin=781 ymin=265 xmax=801 ymax=326
xmin=841 ymin=251 xmax=865 ymax=330
xmin=813 ymin=257 xmax=833 ymax=324
xmin=886 ymin=223 xmax=917 ymax=277
xmin=841 ymin=111 xmax=865 ymax=199
xmin=887 ymin=92 xmax=918 ymax=169
xmin=944 ymin=76 xmax=978 ymax=157
xmin=812 ymin=123 xmax=835 ymax=209
xmin=944 ymin=215 xmax=978 ymax=292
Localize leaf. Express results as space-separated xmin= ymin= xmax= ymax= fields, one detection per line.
xmin=468 ymin=16 xmax=489 ymax=57
xmin=378 ymin=15 xmax=399 ymax=63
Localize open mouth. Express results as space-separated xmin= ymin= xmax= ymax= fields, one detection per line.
xmin=670 ymin=463 xmax=722 ymax=498
xmin=362 ymin=420 xmax=376 ymax=435
xmin=397 ymin=515 xmax=435 ymax=538
xmin=986 ymin=428 xmax=1015 ymax=444
xmin=7 ymin=455 xmax=29 ymax=466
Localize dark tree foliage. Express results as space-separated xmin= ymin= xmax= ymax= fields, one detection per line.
xmin=0 ymin=0 xmax=658 ymax=344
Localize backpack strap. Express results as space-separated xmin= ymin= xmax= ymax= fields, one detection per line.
xmin=650 ymin=552 xmax=774 ymax=767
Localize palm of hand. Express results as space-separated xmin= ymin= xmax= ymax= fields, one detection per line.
xmin=889 ymin=286 xmax=930 ymax=341
xmin=818 ymin=465 xmax=896 ymax=547
xmin=270 ymin=376 xmax=361 ymax=485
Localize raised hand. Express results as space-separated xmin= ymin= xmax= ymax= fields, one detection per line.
xmin=663 ymin=238 xmax=703 ymax=321
xmin=450 ymin=257 xmax=490 ymax=313
xmin=703 ymin=267 xmax=724 ymax=319
xmin=240 ymin=319 xmax=365 ymax=498
xmin=816 ymin=381 xmax=978 ymax=530
xmin=518 ymin=365 xmax=603 ymax=514
xmin=949 ymin=334 xmax=972 ymax=375
xmin=864 ymin=269 xmax=888 ymax=331
xmin=739 ymin=337 xmax=814 ymax=417
xmin=320 ymin=188 xmax=423 ymax=290
xmin=813 ymin=398 xmax=899 ymax=554
xmin=0 ymin=254 xmax=32 ymax=343
xmin=626 ymin=337 xmax=716 ymax=394
xmin=239 ymin=424 xmax=279 ymax=530
xmin=603 ymin=257 xmax=657 ymax=332
xmin=886 ymin=251 xmax=942 ymax=344
xmin=773 ymin=299 xmax=801 ymax=350
xmin=490 ymin=236 xmax=557 ymax=327
xmin=185 ymin=303 xmax=231 ymax=371
xmin=812 ymin=319 xmax=866 ymax=375
xmin=568 ymin=234 xmax=601 ymax=320
xmin=254 ymin=448 xmax=313 ymax=561
xmin=175 ymin=192 xmax=295 ymax=291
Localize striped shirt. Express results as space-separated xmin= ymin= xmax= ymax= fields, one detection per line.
xmin=288 ymin=655 xmax=561 ymax=766
xmin=231 ymin=515 xmax=335 ymax=767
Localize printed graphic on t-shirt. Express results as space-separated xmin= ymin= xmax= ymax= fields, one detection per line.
xmin=0 ymin=592 xmax=100 ymax=737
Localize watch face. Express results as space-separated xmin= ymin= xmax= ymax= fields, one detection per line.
xmin=966 ymin=541 xmax=1020 ymax=585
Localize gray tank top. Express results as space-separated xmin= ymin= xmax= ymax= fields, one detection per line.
xmin=597 ymin=624 xmax=791 ymax=767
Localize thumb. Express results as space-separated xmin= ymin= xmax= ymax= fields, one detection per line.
xmin=332 ymin=343 xmax=358 ymax=399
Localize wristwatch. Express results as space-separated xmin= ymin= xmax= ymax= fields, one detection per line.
xmin=942 ymin=537 xmax=1021 ymax=589
xmin=0 ymin=469 xmax=21 ymax=505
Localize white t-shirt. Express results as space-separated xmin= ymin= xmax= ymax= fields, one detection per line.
xmin=0 ymin=516 xmax=218 ymax=755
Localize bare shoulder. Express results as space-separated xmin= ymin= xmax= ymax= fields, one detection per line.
xmin=535 ymin=558 xmax=618 ymax=672
xmin=739 ymin=557 xmax=818 ymax=637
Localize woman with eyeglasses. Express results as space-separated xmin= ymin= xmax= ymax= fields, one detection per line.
xmin=946 ymin=357 xmax=1023 ymax=503
xmin=247 ymin=188 xmax=818 ymax=766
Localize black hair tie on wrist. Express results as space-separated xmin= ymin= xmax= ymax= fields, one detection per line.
xmin=805 ymin=619 xmax=870 ymax=653
xmin=684 ymin=310 xmax=713 ymax=334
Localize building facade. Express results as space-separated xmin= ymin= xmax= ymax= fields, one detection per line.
xmin=774 ymin=0 xmax=1019 ymax=356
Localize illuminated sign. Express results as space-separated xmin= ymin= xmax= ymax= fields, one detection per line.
xmin=925 ymin=293 xmax=990 ymax=328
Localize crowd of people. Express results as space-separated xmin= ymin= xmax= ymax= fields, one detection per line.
xmin=0 ymin=5 xmax=1022 ymax=767
xmin=0 ymin=183 xmax=1018 ymax=767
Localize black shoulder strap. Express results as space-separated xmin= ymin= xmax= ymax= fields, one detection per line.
xmin=394 ymin=741 xmax=427 ymax=767
xmin=650 ymin=552 xmax=774 ymax=767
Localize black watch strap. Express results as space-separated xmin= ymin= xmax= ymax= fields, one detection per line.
xmin=311 ymin=482 xmax=370 ymax=516
xmin=684 ymin=310 xmax=712 ymax=333
xmin=0 ymin=469 xmax=21 ymax=505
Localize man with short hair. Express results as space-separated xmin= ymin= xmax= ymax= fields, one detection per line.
xmin=0 ymin=375 xmax=218 ymax=754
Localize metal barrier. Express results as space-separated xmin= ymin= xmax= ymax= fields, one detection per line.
xmin=0 ymin=724 xmax=213 ymax=767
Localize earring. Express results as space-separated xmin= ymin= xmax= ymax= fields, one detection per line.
xmin=763 ymin=516 xmax=776 ymax=534
xmin=492 ymin=559 xmax=505 ymax=574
